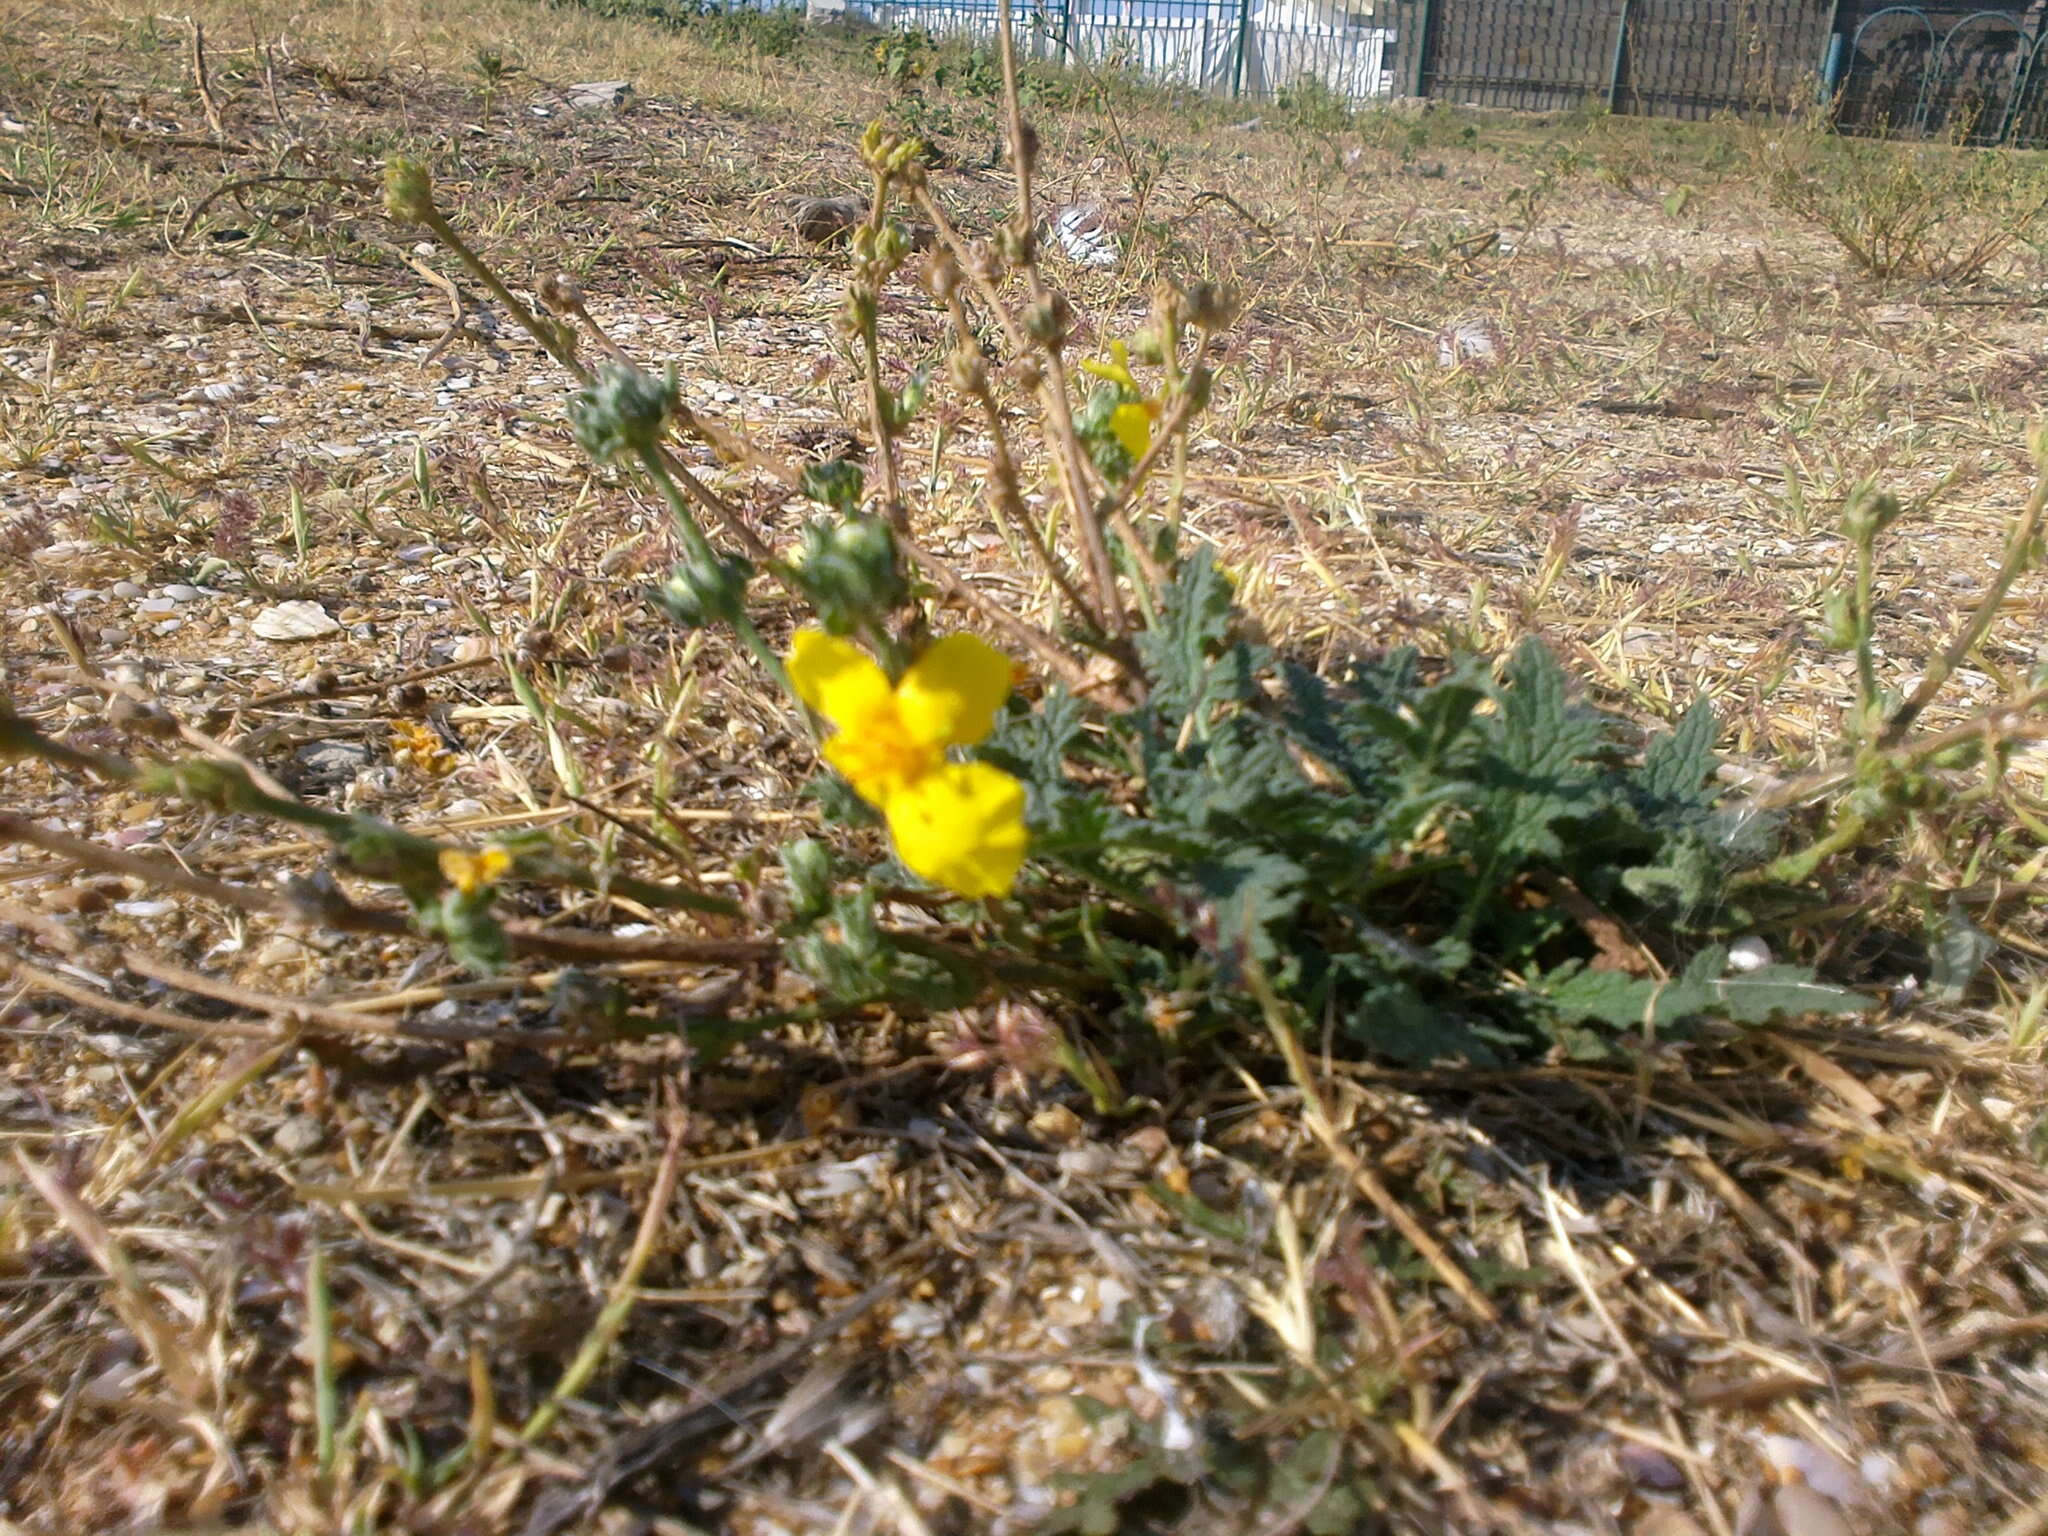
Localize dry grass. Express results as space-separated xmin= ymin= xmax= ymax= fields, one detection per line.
xmin=2 ymin=0 xmax=2047 ymax=1530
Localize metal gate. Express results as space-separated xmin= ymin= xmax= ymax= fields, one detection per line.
xmin=1386 ymin=0 xmax=1836 ymax=118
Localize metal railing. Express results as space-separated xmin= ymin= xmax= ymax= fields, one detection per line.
xmin=1828 ymin=6 xmax=2048 ymax=147
xmin=844 ymin=0 xmax=1393 ymax=103
xmin=786 ymin=0 xmax=2048 ymax=144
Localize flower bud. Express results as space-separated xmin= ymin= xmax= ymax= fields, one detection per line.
xmin=1842 ymin=486 xmax=1902 ymax=541
xmin=382 ymin=155 xmax=435 ymax=225
xmin=1022 ymin=297 xmax=1067 ymax=347
xmin=966 ymin=241 xmax=1002 ymax=283
xmin=569 ymin=364 xmax=678 ymax=462
xmin=656 ymin=551 xmax=755 ymax=628
xmin=925 ymin=248 xmax=960 ymax=303
xmin=1181 ymin=280 xmax=1242 ymax=331
xmin=536 ymin=272 xmax=584 ymax=314
xmin=790 ymin=514 xmax=905 ymax=634
xmin=948 ymin=344 xmax=988 ymax=397
xmin=841 ymin=283 xmax=878 ymax=337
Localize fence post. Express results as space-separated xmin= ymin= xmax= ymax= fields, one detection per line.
xmin=1817 ymin=0 xmax=1842 ymax=102
xmin=1605 ymin=0 xmax=1632 ymax=112
xmin=1403 ymin=0 xmax=1433 ymax=99
xmin=1230 ymin=0 xmax=1252 ymax=97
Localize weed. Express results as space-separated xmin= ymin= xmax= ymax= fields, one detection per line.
xmin=1762 ymin=118 xmax=2048 ymax=283
xmin=1272 ymin=73 xmax=1353 ymax=136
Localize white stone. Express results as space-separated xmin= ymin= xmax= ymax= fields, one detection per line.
xmin=1725 ymin=936 xmax=1772 ymax=973
xmin=251 ymin=600 xmax=342 ymax=641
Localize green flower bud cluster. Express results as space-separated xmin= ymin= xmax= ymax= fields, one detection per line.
xmin=656 ymin=550 xmax=756 ymax=629
xmin=853 ymin=218 xmax=912 ymax=271
xmin=1842 ymin=486 xmax=1903 ymax=541
xmin=789 ymin=514 xmax=906 ymax=635
xmin=1074 ymin=381 xmax=1137 ymax=482
xmin=569 ymin=365 xmax=679 ymax=463
xmin=859 ymin=121 xmax=928 ymax=182
xmin=383 ymin=155 xmax=435 ymax=225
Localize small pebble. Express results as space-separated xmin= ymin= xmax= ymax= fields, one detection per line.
xmin=252 ymin=934 xmax=307 ymax=967
xmin=1634 ymin=1512 xmax=1709 ymax=1536
xmin=135 ymin=597 xmax=177 ymax=617
xmin=111 ymin=580 xmax=144 ymax=600
xmin=161 ymin=584 xmax=202 ymax=602
xmin=1772 ymin=1484 xmax=1853 ymax=1536
xmin=1618 ymin=1439 xmax=1688 ymax=1492
xmin=272 ymin=1113 xmax=327 ymax=1156
xmin=40 ymin=885 xmax=107 ymax=915
xmin=1763 ymin=1437 xmax=1862 ymax=1506
xmin=1727 ymin=936 xmax=1773 ymax=973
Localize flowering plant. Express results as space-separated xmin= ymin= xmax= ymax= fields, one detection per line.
xmin=352 ymin=89 xmax=1885 ymax=1073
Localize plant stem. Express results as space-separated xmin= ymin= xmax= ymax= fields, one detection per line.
xmin=520 ymin=1119 xmax=685 ymax=1444
xmin=637 ymin=449 xmax=794 ymax=706
xmin=1880 ymin=456 xmax=2048 ymax=748
xmin=995 ymin=0 xmax=1127 ymax=640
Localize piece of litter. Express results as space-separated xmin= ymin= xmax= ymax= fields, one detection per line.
xmin=1054 ymin=203 xmax=1118 ymax=269
xmin=251 ymin=601 xmax=341 ymax=641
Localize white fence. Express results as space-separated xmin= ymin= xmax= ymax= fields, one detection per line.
xmin=855 ymin=0 xmax=1395 ymax=102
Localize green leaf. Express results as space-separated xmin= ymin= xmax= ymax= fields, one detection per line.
xmin=1138 ymin=545 xmax=1252 ymax=721
xmin=1535 ymin=947 xmax=1871 ymax=1033
xmin=1637 ymin=696 xmax=1719 ymax=805
xmin=798 ymin=458 xmax=864 ymax=515
xmin=1927 ymin=901 xmax=1997 ymax=1002
xmin=1464 ymin=639 xmax=1610 ymax=864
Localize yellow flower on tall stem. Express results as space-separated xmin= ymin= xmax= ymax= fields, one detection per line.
xmin=788 ymin=629 xmax=1029 ymax=899
xmin=1081 ymin=340 xmax=1160 ymax=461
xmin=439 ymin=844 xmax=512 ymax=896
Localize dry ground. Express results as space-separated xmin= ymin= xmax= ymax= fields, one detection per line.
xmin=3 ymin=0 xmax=2048 ymax=1531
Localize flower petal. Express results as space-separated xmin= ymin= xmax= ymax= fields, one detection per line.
xmin=788 ymin=629 xmax=892 ymax=731
xmin=1081 ymin=340 xmax=1140 ymax=395
xmin=1110 ymin=401 xmax=1152 ymax=461
xmin=885 ymin=761 xmax=1029 ymax=899
xmin=894 ymin=633 xmax=1013 ymax=748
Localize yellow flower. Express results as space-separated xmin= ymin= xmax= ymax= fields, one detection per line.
xmin=390 ymin=718 xmax=458 ymax=777
xmin=1080 ymin=340 xmax=1142 ymax=395
xmin=439 ymin=844 xmax=512 ymax=896
xmin=788 ymin=629 xmax=1029 ymax=899
xmin=1082 ymin=341 xmax=1159 ymax=461
xmin=1109 ymin=402 xmax=1152 ymax=460
xmin=887 ymin=762 xmax=1029 ymax=900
